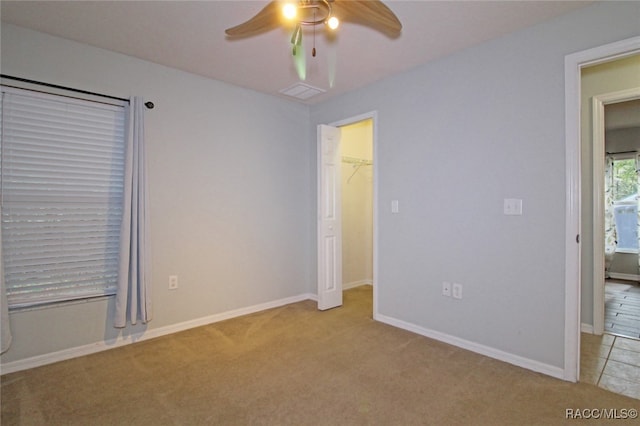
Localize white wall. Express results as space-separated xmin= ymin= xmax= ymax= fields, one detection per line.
xmin=0 ymin=24 xmax=312 ymax=364
xmin=340 ymin=120 xmax=373 ymax=288
xmin=580 ymin=55 xmax=640 ymax=325
xmin=310 ymin=1 xmax=640 ymax=370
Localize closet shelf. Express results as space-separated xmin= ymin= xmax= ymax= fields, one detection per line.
xmin=342 ymin=156 xmax=372 ymax=183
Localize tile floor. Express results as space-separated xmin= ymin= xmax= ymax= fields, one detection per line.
xmin=581 ymin=332 xmax=640 ymax=399
xmin=605 ymin=280 xmax=640 ymax=338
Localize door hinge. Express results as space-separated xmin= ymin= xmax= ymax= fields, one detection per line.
xmin=576 ymin=234 xmax=580 ymax=243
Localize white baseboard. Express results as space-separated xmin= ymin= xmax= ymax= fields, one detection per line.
xmin=343 ymin=280 xmax=372 ymax=290
xmin=581 ymin=323 xmax=595 ymax=334
xmin=2 ymin=293 xmax=566 ymax=380
xmin=608 ymin=272 xmax=640 ymax=282
xmin=1 ymin=293 xmax=316 ymax=375
xmin=374 ymin=313 xmax=565 ymax=380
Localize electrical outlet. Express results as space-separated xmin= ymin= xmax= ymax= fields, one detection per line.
xmin=504 ymin=198 xmax=523 ymax=215
xmin=453 ymin=283 xmax=463 ymax=299
xmin=169 ymin=275 xmax=178 ymax=290
xmin=442 ymin=281 xmax=451 ymax=297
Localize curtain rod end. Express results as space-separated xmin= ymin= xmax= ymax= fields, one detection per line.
xmin=144 ymin=101 xmax=154 ymax=109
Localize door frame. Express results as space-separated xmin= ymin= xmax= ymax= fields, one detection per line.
xmin=564 ymin=36 xmax=640 ymax=382
xmin=592 ymin=87 xmax=640 ymax=336
xmin=318 ymin=111 xmax=378 ymax=315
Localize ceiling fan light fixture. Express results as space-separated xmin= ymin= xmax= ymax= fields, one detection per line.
xmin=282 ymin=3 xmax=297 ymax=20
xmin=287 ymin=0 xmax=332 ymax=26
xmin=225 ymin=0 xmax=403 ymax=57
xmin=327 ymin=16 xmax=339 ymax=30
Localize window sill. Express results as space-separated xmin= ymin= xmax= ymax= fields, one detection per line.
xmin=8 ymin=295 xmax=114 ymax=314
xmin=615 ymin=249 xmax=639 ymax=255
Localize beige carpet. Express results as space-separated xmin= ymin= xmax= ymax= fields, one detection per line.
xmin=2 ymin=286 xmax=638 ymax=425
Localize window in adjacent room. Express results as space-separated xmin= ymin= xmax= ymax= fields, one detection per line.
xmin=611 ymin=155 xmax=639 ymax=253
xmin=0 ymin=86 xmax=127 ymax=309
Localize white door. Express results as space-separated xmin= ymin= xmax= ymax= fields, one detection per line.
xmin=317 ymin=124 xmax=343 ymax=310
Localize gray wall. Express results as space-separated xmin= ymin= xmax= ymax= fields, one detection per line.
xmin=310 ymin=1 xmax=640 ymax=368
xmin=1 ymin=24 xmax=312 ymax=363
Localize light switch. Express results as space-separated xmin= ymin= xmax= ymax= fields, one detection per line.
xmin=503 ymin=198 xmax=523 ymax=215
xmin=391 ymin=200 xmax=399 ymax=214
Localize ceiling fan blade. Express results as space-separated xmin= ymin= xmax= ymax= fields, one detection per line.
xmin=334 ymin=0 xmax=402 ymax=38
xmin=225 ymin=1 xmax=282 ymax=38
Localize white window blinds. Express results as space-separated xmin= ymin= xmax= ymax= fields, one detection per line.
xmin=0 ymin=87 xmax=126 ymax=308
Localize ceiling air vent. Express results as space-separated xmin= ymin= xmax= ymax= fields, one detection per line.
xmin=279 ymin=83 xmax=325 ymax=100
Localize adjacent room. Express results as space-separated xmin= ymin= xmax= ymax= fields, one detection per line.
xmin=1 ymin=1 xmax=640 ymax=423
xmin=579 ymin=55 xmax=640 ymax=396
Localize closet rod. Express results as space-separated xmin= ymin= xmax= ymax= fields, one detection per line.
xmin=342 ymin=156 xmax=372 ymax=165
xmin=0 ymin=74 xmax=155 ymax=109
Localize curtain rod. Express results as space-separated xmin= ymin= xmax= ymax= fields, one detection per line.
xmin=0 ymin=74 xmax=154 ymax=109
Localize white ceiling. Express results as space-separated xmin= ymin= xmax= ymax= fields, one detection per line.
xmin=1 ymin=0 xmax=595 ymax=104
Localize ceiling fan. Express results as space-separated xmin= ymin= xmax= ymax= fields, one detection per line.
xmin=225 ymin=0 xmax=402 ymax=56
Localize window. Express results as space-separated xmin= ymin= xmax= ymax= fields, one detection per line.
xmin=1 ymin=86 xmax=126 ymax=308
xmin=611 ymin=156 xmax=638 ymax=253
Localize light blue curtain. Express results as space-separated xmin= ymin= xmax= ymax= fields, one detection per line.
xmin=1 ymin=224 xmax=12 ymax=354
xmin=114 ymin=97 xmax=152 ymax=328
xmin=604 ymin=155 xmax=617 ymax=278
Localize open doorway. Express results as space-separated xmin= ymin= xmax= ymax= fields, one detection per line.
xmin=317 ymin=113 xmax=377 ymax=315
xmin=565 ymin=35 xmax=640 ymax=385
xmin=339 ymin=119 xmax=374 ymax=315
xmin=583 ymin=55 xmax=640 ymax=339
xmin=577 ymin=51 xmax=640 ymax=397
xmin=340 ymin=120 xmax=374 ymax=290
xmin=599 ymin=98 xmax=640 ymax=339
